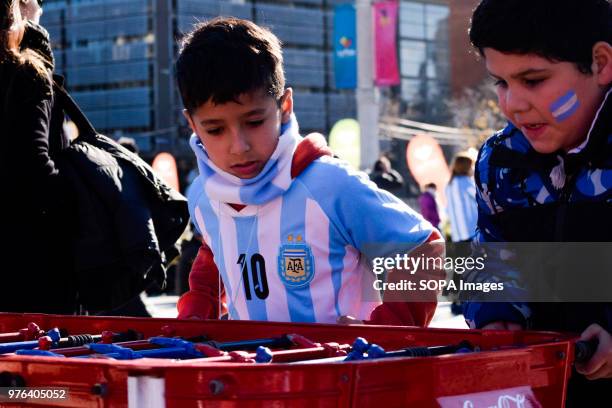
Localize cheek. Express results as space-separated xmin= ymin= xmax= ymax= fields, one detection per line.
xmin=497 ymin=89 xmax=509 ymax=115
xmin=199 ymin=136 xmax=224 ymax=158
xmin=549 ymin=90 xmax=580 ymax=123
xmin=259 ymin=123 xmax=280 ymax=155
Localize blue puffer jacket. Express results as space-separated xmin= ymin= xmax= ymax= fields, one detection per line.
xmin=463 ymin=89 xmax=612 ymax=332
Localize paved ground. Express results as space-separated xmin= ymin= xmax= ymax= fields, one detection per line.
xmin=143 ymin=295 xmax=468 ymax=329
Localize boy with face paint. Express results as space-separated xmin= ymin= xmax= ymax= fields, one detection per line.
xmin=461 ymin=0 xmax=612 ymax=405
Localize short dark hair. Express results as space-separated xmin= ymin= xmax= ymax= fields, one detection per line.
xmin=176 ymin=17 xmax=285 ymax=113
xmin=470 ymin=0 xmax=612 ymax=74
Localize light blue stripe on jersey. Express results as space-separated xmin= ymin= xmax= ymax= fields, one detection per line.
xmin=192 ymin=191 xmax=241 ymax=320
xmin=280 ymin=190 xmax=317 ymax=323
xmin=234 ymin=216 xmax=268 ymax=321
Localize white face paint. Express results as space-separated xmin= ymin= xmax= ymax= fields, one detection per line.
xmin=549 ymin=90 xmax=580 ymax=123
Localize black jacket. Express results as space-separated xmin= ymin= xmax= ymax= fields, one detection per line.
xmin=52 ymin=85 xmax=189 ymax=314
xmin=0 ymin=60 xmax=76 ymax=313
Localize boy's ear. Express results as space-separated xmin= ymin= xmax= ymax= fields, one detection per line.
xmin=183 ymin=109 xmax=197 ymax=133
xmin=592 ymin=41 xmax=612 ymax=86
xmin=280 ymin=88 xmax=293 ymax=123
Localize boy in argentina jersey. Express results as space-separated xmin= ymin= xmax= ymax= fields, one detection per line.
xmin=175 ymin=17 xmax=444 ymax=325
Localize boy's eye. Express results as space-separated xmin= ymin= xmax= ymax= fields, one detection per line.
xmin=206 ymin=127 xmax=223 ymax=135
xmin=247 ymin=119 xmax=265 ymax=127
xmin=493 ymin=79 xmax=507 ymax=88
xmin=523 ymin=78 xmax=544 ymax=87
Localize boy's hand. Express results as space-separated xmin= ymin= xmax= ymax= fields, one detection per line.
xmin=575 ymin=324 xmax=612 ymax=380
xmin=337 ymin=315 xmax=364 ymax=325
xmin=481 ymin=321 xmax=523 ymax=331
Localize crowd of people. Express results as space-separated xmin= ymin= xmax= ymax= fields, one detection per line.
xmin=1 ymin=0 xmax=610 ymax=404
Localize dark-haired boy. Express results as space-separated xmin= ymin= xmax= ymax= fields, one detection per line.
xmin=175 ymin=18 xmax=443 ymax=325
xmin=462 ymin=0 xmax=612 ymax=404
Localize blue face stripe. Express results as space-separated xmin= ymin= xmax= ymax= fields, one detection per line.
xmin=555 ymin=101 xmax=580 ymax=122
xmin=550 ymin=90 xmax=579 ymax=122
xmin=279 ymin=192 xmax=317 ymax=323
xmin=234 ymin=216 xmax=268 ymax=321
xmin=197 ymin=198 xmax=240 ymax=319
xmin=550 ymin=90 xmax=575 ymax=111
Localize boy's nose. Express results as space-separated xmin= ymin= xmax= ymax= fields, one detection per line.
xmin=505 ymin=88 xmax=530 ymax=115
xmin=229 ymin=131 xmax=251 ymax=155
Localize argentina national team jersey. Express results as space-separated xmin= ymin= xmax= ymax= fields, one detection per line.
xmin=189 ymin=156 xmax=435 ymax=323
xmin=188 ymin=116 xmax=435 ymax=323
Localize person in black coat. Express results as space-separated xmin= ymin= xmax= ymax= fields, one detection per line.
xmin=369 ymin=156 xmax=404 ymax=193
xmin=0 ymin=0 xmax=76 ymax=313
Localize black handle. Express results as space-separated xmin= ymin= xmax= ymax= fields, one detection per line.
xmin=574 ymin=338 xmax=599 ymax=364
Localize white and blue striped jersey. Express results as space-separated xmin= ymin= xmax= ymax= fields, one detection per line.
xmin=188 ymin=156 xmax=435 ymax=323
xmin=445 ymin=175 xmax=478 ymax=242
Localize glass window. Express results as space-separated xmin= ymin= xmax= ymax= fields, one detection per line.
xmin=401 ymin=78 xmax=426 ymax=102
xmin=399 ymin=1 xmax=425 ymax=39
xmin=425 ymin=4 xmax=449 ymax=40
xmin=427 ymin=44 xmax=449 ymax=80
xmin=426 ymin=80 xmax=447 ymax=101
xmin=399 ymin=40 xmax=426 ymax=77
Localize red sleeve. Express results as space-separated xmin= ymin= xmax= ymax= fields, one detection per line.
xmin=365 ymin=230 xmax=444 ymax=327
xmin=177 ymin=243 xmax=227 ymax=319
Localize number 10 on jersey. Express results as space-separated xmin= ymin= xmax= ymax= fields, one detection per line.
xmin=237 ymin=253 xmax=269 ymax=300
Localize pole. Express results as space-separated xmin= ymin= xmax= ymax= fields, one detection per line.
xmin=356 ymin=0 xmax=380 ymax=170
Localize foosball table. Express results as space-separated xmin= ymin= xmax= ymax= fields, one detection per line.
xmin=0 ymin=313 xmax=592 ymax=407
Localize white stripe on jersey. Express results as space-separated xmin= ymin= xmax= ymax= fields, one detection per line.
xmin=305 ymin=198 xmax=336 ymax=323
xmin=218 ymin=211 xmax=249 ymax=320
xmin=356 ymin=255 xmax=381 ymax=320
xmin=256 ymin=197 xmax=291 ymax=322
xmin=337 ymin=246 xmax=380 ymax=320
xmin=205 ymin=173 xmax=242 ymax=207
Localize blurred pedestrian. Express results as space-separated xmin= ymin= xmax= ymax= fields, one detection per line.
xmin=369 ymin=155 xmax=404 ymax=193
xmin=445 ymin=153 xmax=478 ymax=243
xmin=444 ymin=153 xmax=478 ymax=314
xmin=418 ymin=183 xmax=441 ymax=229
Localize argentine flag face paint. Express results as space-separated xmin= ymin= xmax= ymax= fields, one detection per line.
xmin=550 ymin=90 xmax=579 ymax=122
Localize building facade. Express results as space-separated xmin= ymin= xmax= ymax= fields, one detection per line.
xmin=397 ymin=0 xmax=451 ymax=122
xmin=41 ymin=0 xmax=453 ymax=160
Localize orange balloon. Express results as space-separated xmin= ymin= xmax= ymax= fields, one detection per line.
xmin=406 ymin=134 xmax=450 ymax=202
xmin=152 ymin=152 xmax=180 ymax=192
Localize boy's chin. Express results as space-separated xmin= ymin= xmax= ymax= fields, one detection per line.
xmin=529 ymin=143 xmax=559 ymax=155
xmin=525 ymin=136 xmax=562 ymax=155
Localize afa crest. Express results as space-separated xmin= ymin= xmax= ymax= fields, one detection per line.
xmin=277 ymin=234 xmax=315 ymax=287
